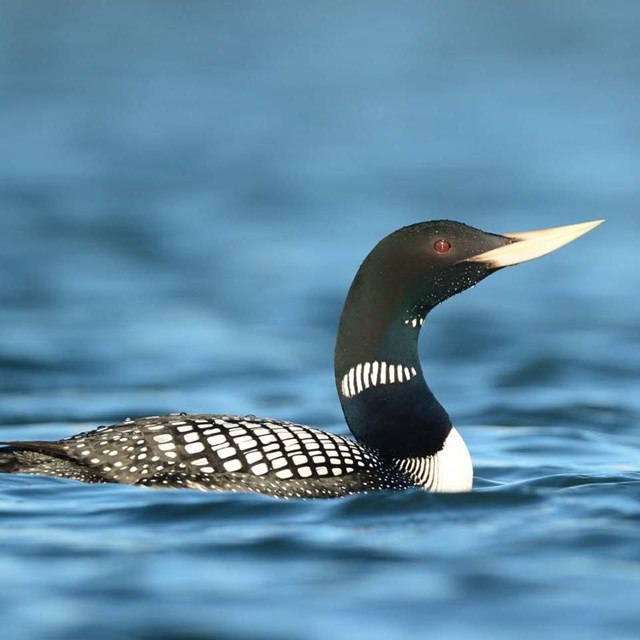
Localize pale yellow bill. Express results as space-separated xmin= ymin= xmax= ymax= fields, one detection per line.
xmin=467 ymin=219 xmax=604 ymax=268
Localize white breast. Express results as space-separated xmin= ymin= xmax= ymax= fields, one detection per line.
xmin=431 ymin=427 xmax=473 ymax=493
xmin=393 ymin=426 xmax=473 ymax=493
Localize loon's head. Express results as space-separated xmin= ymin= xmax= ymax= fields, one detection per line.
xmin=335 ymin=219 xmax=603 ymax=459
xmin=344 ymin=219 xmax=604 ymax=330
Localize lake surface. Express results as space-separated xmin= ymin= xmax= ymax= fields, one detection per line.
xmin=1 ymin=2 xmax=639 ymax=639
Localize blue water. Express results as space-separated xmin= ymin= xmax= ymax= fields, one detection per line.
xmin=1 ymin=2 xmax=639 ymax=638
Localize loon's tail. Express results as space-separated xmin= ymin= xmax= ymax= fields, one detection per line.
xmin=0 ymin=446 xmax=21 ymax=473
xmin=0 ymin=440 xmax=111 ymax=483
xmin=1 ymin=441 xmax=78 ymax=475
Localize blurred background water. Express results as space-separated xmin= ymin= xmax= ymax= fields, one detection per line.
xmin=0 ymin=1 xmax=639 ymax=639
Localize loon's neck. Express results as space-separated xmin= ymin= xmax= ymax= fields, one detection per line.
xmin=334 ymin=270 xmax=451 ymax=459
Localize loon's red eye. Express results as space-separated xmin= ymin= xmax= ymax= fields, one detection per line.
xmin=434 ymin=239 xmax=451 ymax=254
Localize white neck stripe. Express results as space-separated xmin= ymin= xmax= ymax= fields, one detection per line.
xmin=340 ymin=361 xmax=418 ymax=399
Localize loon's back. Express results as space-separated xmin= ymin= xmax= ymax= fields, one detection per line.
xmin=0 ymin=413 xmax=413 ymax=498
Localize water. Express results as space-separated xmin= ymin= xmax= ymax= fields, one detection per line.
xmin=1 ymin=2 xmax=639 ymax=638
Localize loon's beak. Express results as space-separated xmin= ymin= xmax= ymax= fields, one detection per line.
xmin=468 ymin=219 xmax=604 ymax=268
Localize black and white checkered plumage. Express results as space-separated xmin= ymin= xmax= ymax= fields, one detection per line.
xmin=0 ymin=413 xmax=416 ymax=498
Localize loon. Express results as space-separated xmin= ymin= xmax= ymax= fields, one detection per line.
xmin=0 ymin=219 xmax=602 ymax=498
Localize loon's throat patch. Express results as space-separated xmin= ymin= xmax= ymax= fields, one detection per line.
xmin=340 ymin=361 xmax=418 ymax=398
